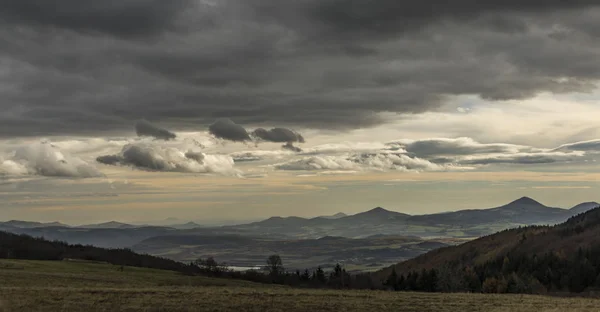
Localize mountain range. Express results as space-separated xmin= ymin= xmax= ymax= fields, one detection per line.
xmin=224 ymin=197 xmax=599 ymax=238
xmin=0 ymin=197 xmax=597 ymax=248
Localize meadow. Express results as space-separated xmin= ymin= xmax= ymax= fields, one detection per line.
xmin=1 ymin=259 xmax=599 ymax=312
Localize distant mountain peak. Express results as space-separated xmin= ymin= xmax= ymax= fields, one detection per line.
xmin=352 ymin=207 xmax=410 ymax=219
xmin=508 ymin=196 xmax=544 ymax=206
xmin=572 ymin=202 xmax=600 ymax=208
xmin=102 ymin=221 xmax=128 ymax=226
xmin=569 ymin=202 xmax=600 ymax=215
xmin=367 ymin=207 xmax=390 ymax=214
xmin=317 ymin=212 xmax=348 ymax=220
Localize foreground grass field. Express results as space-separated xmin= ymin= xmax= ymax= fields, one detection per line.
xmin=1 ymin=260 xmax=599 ymax=312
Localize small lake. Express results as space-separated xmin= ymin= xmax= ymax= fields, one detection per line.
xmin=229 ymin=266 xmax=264 ymax=272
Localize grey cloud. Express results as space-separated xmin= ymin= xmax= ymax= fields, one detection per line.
xmin=135 ymin=120 xmax=177 ymax=141
xmin=1 ymin=1 xmax=600 ymax=136
xmin=209 ymin=119 xmax=251 ymax=142
xmin=96 ymin=154 xmax=122 ymax=166
xmin=282 ymin=142 xmax=302 ymax=153
xmin=386 ymin=138 xmax=587 ymax=165
xmin=390 ymin=138 xmax=531 ymax=158
xmin=252 ymin=128 xmax=305 ymax=143
xmin=555 ymin=140 xmax=600 ymax=152
xmin=0 ymin=0 xmax=194 ymax=38
xmin=97 ymin=145 xmax=175 ymax=170
xmin=308 ymin=0 xmax=599 ymax=39
xmin=184 ymin=150 xmax=205 ymax=162
xmin=121 ymin=145 xmax=168 ymax=170
xmin=460 ymin=155 xmax=560 ymax=165
xmin=96 ymin=144 xmax=237 ymax=174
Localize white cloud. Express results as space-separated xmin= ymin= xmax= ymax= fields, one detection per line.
xmin=0 ymin=142 xmax=103 ymax=178
xmin=302 ymin=142 xmax=395 ymax=155
xmin=229 ymin=150 xmax=294 ymax=162
xmin=275 ymin=152 xmax=467 ymax=172
xmin=276 ymin=155 xmax=358 ymax=171
xmin=351 ymin=153 xmax=447 ymax=171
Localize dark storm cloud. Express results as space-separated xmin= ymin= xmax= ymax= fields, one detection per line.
xmin=1 ymin=1 xmax=600 ymax=137
xmin=0 ymin=0 xmax=193 ymax=38
xmin=251 ymin=128 xmax=305 ymax=143
xmin=208 ymin=119 xmax=251 ymax=142
xmin=135 ymin=120 xmax=177 ymax=141
xmin=308 ymin=0 xmax=599 ymax=37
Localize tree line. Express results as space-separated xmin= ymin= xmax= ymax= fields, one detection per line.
xmin=0 ymin=231 xmax=200 ymax=274
xmin=192 ymin=254 xmax=375 ymax=289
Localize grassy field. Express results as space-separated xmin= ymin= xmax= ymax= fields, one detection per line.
xmin=1 ymin=259 xmax=599 ymax=312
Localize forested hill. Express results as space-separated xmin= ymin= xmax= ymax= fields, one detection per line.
xmin=375 ymin=205 xmax=600 ymax=294
xmin=0 ymin=231 xmax=197 ymax=274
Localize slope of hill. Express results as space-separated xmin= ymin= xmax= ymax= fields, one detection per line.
xmin=376 ymin=205 xmax=600 ymax=294
xmin=0 ymin=230 xmax=197 ymax=274
xmin=0 ymin=225 xmax=177 ymax=248
xmin=3 ymin=260 xmax=597 ymax=312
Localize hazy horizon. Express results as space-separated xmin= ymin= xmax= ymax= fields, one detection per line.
xmin=3 ymin=194 xmax=598 ymax=225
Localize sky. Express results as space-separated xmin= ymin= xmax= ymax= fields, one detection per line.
xmin=1 ymin=1 xmax=600 ymax=224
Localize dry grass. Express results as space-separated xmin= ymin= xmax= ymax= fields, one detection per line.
xmin=1 ymin=260 xmax=599 ymax=312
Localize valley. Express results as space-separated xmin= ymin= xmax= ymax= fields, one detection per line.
xmin=1 ymin=197 xmax=597 ymax=272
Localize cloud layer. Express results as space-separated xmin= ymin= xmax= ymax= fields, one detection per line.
xmin=1 ymin=1 xmax=599 ymax=136
xmin=0 ymin=134 xmax=597 ymax=179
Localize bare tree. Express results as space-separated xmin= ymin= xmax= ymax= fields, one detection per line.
xmin=266 ymin=254 xmax=284 ymax=276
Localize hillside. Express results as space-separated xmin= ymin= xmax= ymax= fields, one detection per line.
xmin=2 ymin=260 xmax=598 ymax=312
xmin=0 ymin=230 xmax=197 ymax=274
xmin=376 ymin=205 xmax=600 ymax=294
